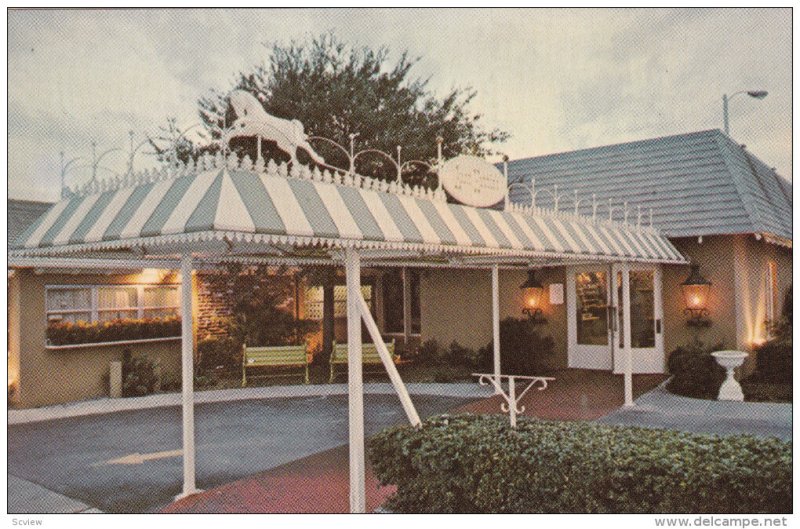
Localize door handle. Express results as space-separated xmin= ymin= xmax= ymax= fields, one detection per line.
xmin=655 ymin=319 xmax=662 ymax=334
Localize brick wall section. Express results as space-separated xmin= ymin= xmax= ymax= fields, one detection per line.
xmin=195 ymin=270 xmax=301 ymax=340
xmin=195 ymin=272 xmax=233 ymax=339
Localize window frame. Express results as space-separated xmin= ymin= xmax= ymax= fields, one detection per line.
xmin=382 ymin=267 xmax=422 ymax=338
xmin=303 ymin=284 xmax=373 ymax=321
xmin=46 ymin=283 xmax=181 ymax=324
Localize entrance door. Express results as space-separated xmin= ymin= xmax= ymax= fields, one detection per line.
xmin=567 ymin=264 xmax=664 ymax=373
xmin=612 ymin=264 xmax=664 ymax=374
xmin=566 ymin=266 xmax=614 ymax=370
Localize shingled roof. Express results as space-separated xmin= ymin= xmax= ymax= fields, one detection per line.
xmin=507 ymin=129 xmax=792 ymax=241
xmin=8 ymin=199 xmax=53 ymax=245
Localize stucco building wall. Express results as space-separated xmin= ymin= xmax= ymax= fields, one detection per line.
xmin=420 ymin=235 xmax=792 ymax=375
xmin=733 ymin=235 xmax=792 ymax=349
xmin=663 ymin=236 xmax=739 ymax=356
xmin=12 ymin=269 xmax=183 ymax=408
xmin=666 ymin=235 xmax=792 ymax=373
xmin=8 ymin=273 xmax=22 ymax=404
xmin=419 ymin=267 xmax=569 ymax=369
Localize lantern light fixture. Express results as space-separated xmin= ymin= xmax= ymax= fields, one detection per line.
xmin=520 ymin=269 xmax=547 ymax=324
xmin=681 ymin=264 xmax=712 ymax=327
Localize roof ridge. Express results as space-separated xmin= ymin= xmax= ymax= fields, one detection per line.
xmin=711 ymin=132 xmax=762 ymax=235
xmin=507 ymin=129 xmax=722 ymax=164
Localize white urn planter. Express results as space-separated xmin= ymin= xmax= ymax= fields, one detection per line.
xmin=712 ymin=350 xmax=748 ymax=401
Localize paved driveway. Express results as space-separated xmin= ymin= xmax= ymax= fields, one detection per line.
xmin=8 ymin=393 xmax=474 ymax=513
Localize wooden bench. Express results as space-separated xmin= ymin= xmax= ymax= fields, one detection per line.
xmin=329 ymin=339 xmax=397 ymax=383
xmin=242 ymin=344 xmax=310 ymax=387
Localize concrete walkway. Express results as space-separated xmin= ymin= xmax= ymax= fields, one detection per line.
xmin=8 ymin=475 xmax=102 ymax=514
xmin=8 ymin=382 xmax=491 ymax=425
xmin=598 ymin=381 xmax=792 ymax=441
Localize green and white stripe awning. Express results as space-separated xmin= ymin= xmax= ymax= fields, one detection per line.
xmin=11 ymin=165 xmax=685 ymax=264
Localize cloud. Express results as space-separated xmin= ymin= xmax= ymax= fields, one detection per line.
xmin=7 ymin=8 xmax=791 ymax=201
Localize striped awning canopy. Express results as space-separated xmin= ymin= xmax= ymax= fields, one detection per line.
xmin=11 ymin=162 xmax=686 ymax=265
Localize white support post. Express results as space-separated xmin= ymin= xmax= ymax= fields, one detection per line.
xmin=508 ymin=377 xmax=517 ymax=428
xmin=402 ymin=267 xmax=412 ymax=344
xmin=622 ymin=262 xmax=634 ymax=407
xmin=344 ymin=248 xmax=366 ymax=514
xmin=177 ymin=253 xmax=197 ymax=499
xmin=357 ymin=294 xmax=421 ymax=427
xmin=492 ymin=265 xmax=501 ymax=392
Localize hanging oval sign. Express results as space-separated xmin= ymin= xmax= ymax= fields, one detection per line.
xmin=439 ymin=155 xmax=507 ymax=208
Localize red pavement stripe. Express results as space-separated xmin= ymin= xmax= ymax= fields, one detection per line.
xmin=161 ymin=444 xmax=394 ymax=514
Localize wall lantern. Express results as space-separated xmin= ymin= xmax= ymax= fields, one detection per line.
xmin=681 ymin=264 xmax=712 ymax=327
xmin=520 ymin=269 xmax=547 ymax=324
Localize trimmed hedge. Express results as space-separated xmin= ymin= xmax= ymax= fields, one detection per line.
xmin=368 ymin=415 xmax=791 ymax=513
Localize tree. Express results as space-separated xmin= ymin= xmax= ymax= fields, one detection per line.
xmin=192 ymin=32 xmax=509 ymax=187
xmin=201 ymin=264 xmax=316 ymax=350
xmin=159 ymin=32 xmax=510 ymax=356
xmin=146 ymin=117 xmax=216 ymax=167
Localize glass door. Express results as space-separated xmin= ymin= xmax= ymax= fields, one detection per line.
xmin=612 ymin=264 xmax=665 ymax=374
xmin=566 ymin=265 xmax=614 ymax=370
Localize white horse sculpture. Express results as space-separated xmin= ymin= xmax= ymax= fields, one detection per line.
xmin=223 ymin=89 xmax=325 ymax=166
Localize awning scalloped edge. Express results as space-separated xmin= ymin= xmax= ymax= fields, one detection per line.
xmin=9 ymin=229 xmax=688 ymax=265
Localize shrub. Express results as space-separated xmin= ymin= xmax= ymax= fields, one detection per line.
xmin=121 ymin=349 xmax=160 ymax=397
xmin=477 ymin=318 xmax=555 ymax=374
xmin=47 ymin=316 xmax=181 ymax=346
xmin=159 ymin=372 xmax=181 ymax=392
xmin=197 ymin=336 xmax=242 ymax=373
xmin=445 ymin=341 xmax=478 ymax=367
xmin=204 ymin=264 xmax=318 ymax=348
xmin=666 ymin=340 xmax=725 ymax=399
xmin=414 ymin=339 xmax=442 ymax=365
xmin=432 ymin=368 xmax=460 ymax=383
xmin=408 ymin=339 xmax=480 ymax=369
xmin=752 ymin=305 xmax=792 ymax=384
xmin=193 ymin=373 xmax=217 ymax=390
xmin=753 ymin=336 xmax=792 ymax=384
xmin=368 ymin=414 xmax=791 ymax=514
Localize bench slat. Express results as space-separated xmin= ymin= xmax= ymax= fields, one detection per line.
xmin=242 ymin=344 xmax=310 ymax=386
xmin=331 ymin=343 xmax=394 ymax=364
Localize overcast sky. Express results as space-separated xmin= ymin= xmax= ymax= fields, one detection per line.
xmin=8 ymin=8 xmax=792 ymax=201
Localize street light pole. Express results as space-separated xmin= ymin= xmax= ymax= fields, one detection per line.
xmin=722 ymin=94 xmax=730 ymax=135
xmin=723 ymin=90 xmax=768 ymax=136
